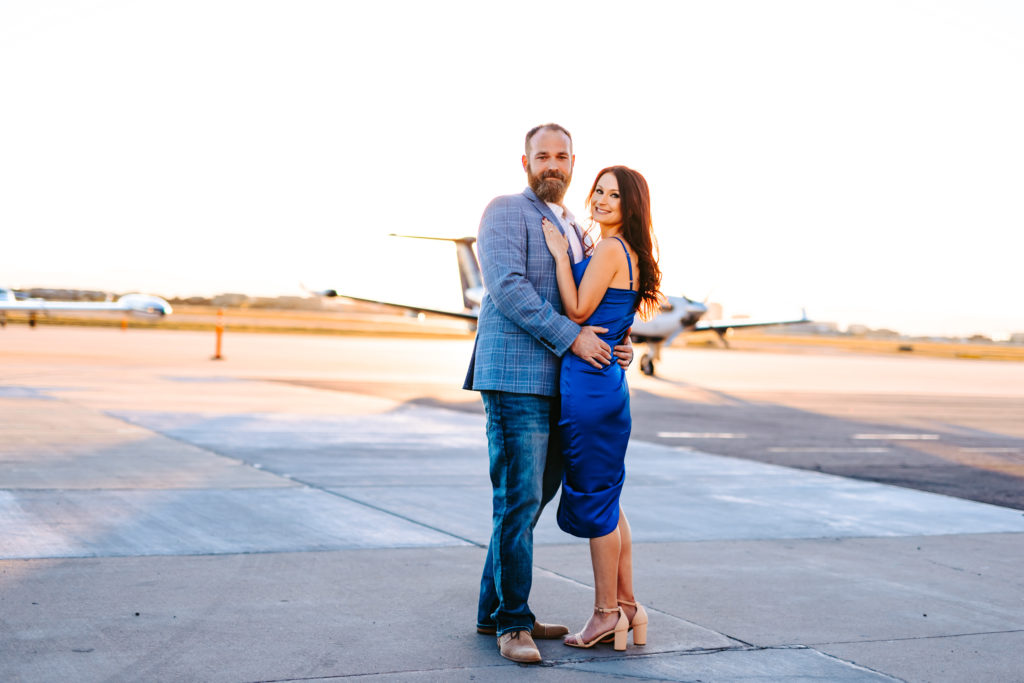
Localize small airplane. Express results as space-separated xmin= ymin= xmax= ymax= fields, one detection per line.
xmin=0 ymin=287 xmax=173 ymax=327
xmin=314 ymin=235 xmax=809 ymax=376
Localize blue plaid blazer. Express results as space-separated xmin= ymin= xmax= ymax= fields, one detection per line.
xmin=463 ymin=187 xmax=581 ymax=396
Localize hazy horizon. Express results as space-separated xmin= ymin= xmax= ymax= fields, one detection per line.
xmin=2 ymin=1 xmax=1022 ymax=341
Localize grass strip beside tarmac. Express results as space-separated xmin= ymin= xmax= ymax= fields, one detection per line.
xmin=4 ymin=308 xmax=1022 ymax=362
xmin=687 ymin=330 xmax=1024 ymax=362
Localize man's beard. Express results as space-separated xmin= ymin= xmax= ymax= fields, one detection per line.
xmin=528 ymin=166 xmax=570 ymax=203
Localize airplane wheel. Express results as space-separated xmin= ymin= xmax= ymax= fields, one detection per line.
xmin=640 ymin=355 xmax=655 ymax=376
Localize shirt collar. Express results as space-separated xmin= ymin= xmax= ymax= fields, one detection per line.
xmin=545 ymin=202 xmax=577 ymax=226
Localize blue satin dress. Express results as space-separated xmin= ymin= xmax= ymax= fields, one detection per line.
xmin=556 ymin=236 xmax=638 ymax=539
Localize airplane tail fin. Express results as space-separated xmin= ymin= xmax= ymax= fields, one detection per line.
xmin=388 ymin=234 xmax=481 ymax=312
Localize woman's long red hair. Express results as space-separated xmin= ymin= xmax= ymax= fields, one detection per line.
xmin=585 ymin=166 xmax=663 ymax=320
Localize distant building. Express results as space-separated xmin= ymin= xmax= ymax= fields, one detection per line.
xmin=172 ymin=296 xmax=213 ymax=306
xmin=248 ymin=296 xmax=324 ymax=310
xmin=1011 ymin=333 xmax=1024 ymax=345
xmin=212 ymin=293 xmax=249 ymax=307
xmin=26 ymin=288 xmax=109 ymax=302
xmin=870 ymin=328 xmax=901 ymax=339
xmin=803 ymin=321 xmax=839 ymax=335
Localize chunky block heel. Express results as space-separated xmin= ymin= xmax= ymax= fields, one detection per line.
xmin=632 ymin=620 xmax=647 ymax=646
xmin=613 ymin=622 xmax=628 ymax=651
xmin=620 ymin=599 xmax=649 ymax=646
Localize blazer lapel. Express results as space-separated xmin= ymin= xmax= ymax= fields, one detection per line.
xmin=523 ymin=187 xmax=574 ymax=263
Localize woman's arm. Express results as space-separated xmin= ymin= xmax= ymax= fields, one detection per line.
xmin=541 ymin=218 xmax=618 ymax=324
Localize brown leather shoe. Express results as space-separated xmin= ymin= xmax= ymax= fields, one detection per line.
xmin=477 ymin=620 xmax=569 ymax=639
xmin=497 ymin=629 xmax=542 ymax=663
xmin=531 ymin=621 xmax=569 ymax=639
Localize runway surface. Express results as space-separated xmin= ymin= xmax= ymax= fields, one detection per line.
xmin=277 ymin=332 xmax=1024 ymax=510
xmin=2 ymin=326 xmax=1023 ymax=681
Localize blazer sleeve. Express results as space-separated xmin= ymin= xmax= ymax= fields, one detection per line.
xmin=478 ymin=196 xmax=581 ymax=356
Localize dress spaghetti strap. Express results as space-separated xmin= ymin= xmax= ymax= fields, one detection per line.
xmin=611 ymin=236 xmax=634 ymax=291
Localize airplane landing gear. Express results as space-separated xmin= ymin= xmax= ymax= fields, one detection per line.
xmin=637 ymin=341 xmax=663 ymax=377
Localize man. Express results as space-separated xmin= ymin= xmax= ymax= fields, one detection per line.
xmin=464 ymin=123 xmax=633 ymax=663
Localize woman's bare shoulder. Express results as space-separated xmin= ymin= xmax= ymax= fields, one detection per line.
xmin=593 ymin=236 xmax=632 ymax=261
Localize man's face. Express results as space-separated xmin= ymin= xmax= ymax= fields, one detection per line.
xmin=523 ymin=129 xmax=574 ymax=204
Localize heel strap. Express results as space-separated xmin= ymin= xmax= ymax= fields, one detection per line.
xmin=617 ymin=599 xmax=637 ymax=606
xmin=594 ymin=605 xmax=620 ymax=614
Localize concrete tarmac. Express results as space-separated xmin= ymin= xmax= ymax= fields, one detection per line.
xmin=2 ymin=326 xmax=1023 ymax=682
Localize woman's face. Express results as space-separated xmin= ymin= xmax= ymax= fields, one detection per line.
xmin=590 ymin=172 xmax=622 ymax=229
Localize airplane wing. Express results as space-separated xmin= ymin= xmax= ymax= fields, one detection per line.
xmin=308 ymin=233 xmax=482 ymax=323
xmin=0 ymin=294 xmax=173 ymax=317
xmin=323 ymin=292 xmax=478 ymax=321
xmin=694 ymin=312 xmax=810 ymax=333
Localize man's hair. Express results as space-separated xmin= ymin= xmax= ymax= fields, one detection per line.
xmin=525 ymin=123 xmax=573 ymax=157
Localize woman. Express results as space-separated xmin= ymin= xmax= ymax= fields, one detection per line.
xmin=541 ymin=165 xmax=662 ymax=651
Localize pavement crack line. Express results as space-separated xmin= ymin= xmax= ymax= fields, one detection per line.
xmin=814 ymin=648 xmax=908 ymax=682
xmin=243 ymin=646 xmax=749 ymax=682
xmin=532 ymin=564 xmax=756 ymax=648
xmin=309 ymin=483 xmax=482 ymax=547
xmin=807 ymin=627 xmax=1024 ymax=647
xmin=245 ymin=644 xmax=906 ymax=682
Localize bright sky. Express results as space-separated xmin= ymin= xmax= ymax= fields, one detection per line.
xmin=2 ymin=1 xmax=1022 ymax=339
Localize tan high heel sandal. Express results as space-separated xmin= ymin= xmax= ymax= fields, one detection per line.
xmin=601 ymin=598 xmax=649 ymax=646
xmin=619 ymin=598 xmax=648 ymax=646
xmin=563 ymin=605 xmax=629 ymax=651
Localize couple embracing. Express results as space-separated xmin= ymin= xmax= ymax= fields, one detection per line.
xmin=464 ymin=123 xmax=663 ymax=663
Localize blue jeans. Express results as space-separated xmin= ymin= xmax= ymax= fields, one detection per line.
xmin=477 ymin=391 xmax=564 ymax=636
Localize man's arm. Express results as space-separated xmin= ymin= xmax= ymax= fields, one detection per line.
xmin=478 ymin=196 xmax=587 ymax=357
xmin=572 ymin=327 xmax=613 ymax=368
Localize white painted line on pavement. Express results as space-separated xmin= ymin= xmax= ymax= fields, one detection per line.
xmin=959 ymin=447 xmax=1022 ymax=453
xmin=852 ymin=434 xmax=940 ymax=441
xmin=658 ymin=432 xmax=748 ymax=439
xmin=767 ymin=447 xmax=891 ymax=453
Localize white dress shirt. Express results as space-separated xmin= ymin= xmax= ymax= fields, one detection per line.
xmin=546 ymin=202 xmax=587 ymax=263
